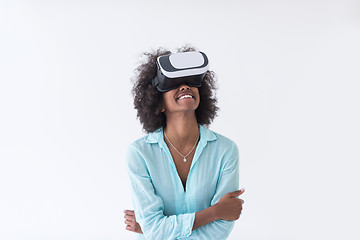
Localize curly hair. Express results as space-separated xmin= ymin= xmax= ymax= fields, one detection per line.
xmin=131 ymin=45 xmax=219 ymax=133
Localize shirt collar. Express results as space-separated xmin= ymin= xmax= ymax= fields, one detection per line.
xmin=145 ymin=124 xmax=217 ymax=145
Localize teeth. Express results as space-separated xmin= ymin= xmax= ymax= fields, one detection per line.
xmin=178 ymin=94 xmax=193 ymax=100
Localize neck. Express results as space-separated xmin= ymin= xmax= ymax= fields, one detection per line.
xmin=164 ymin=112 xmax=200 ymax=149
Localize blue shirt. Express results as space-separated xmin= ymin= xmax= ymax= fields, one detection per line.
xmin=126 ymin=124 xmax=239 ymax=240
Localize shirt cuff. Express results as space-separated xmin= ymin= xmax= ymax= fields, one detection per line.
xmin=178 ymin=212 xmax=196 ymax=238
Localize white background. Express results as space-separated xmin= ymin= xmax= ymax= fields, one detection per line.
xmin=1 ymin=0 xmax=359 ymax=239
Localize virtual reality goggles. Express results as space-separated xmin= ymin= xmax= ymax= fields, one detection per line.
xmin=152 ymin=51 xmax=209 ymax=92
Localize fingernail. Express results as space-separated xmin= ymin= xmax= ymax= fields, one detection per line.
xmin=240 ymin=188 xmax=245 ymax=191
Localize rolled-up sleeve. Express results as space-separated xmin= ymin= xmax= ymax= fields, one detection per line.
xmin=126 ymin=145 xmax=195 ymax=240
xmin=191 ymin=143 xmax=240 ymax=239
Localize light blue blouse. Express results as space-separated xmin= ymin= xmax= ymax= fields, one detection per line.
xmin=126 ymin=124 xmax=239 ymax=240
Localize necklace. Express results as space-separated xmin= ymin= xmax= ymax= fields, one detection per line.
xmin=164 ymin=130 xmax=200 ymax=162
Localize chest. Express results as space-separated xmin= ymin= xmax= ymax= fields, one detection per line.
xmin=148 ymin=144 xmax=221 ymax=215
xmin=168 ymin=147 xmax=195 ymax=191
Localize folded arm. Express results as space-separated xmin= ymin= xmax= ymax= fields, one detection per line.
xmin=126 ymin=143 xmax=241 ymax=239
xmin=191 ymin=143 xmax=241 ymax=239
xmin=126 ymin=145 xmax=195 ymax=239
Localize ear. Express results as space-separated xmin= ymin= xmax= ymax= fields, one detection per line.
xmin=160 ymin=102 xmax=165 ymax=112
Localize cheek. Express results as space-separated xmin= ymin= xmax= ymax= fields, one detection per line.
xmin=162 ymin=92 xmax=176 ymax=107
xmin=193 ymin=89 xmax=200 ymax=100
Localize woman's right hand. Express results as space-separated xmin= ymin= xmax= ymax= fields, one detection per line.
xmin=124 ymin=210 xmax=143 ymax=234
xmin=215 ymin=188 xmax=245 ymax=221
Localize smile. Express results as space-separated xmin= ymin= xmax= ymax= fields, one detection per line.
xmin=177 ymin=94 xmax=194 ymax=100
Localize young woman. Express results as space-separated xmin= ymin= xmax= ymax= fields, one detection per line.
xmin=124 ymin=46 xmax=245 ymax=239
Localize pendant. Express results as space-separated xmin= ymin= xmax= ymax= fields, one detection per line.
xmin=183 ymin=158 xmax=187 ymax=162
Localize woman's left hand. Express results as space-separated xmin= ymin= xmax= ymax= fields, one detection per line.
xmin=124 ymin=210 xmax=143 ymax=234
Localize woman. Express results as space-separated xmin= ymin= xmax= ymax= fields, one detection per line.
xmin=124 ymin=45 xmax=245 ymax=239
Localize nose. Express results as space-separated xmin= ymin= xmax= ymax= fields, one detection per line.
xmin=179 ymin=84 xmax=190 ymax=91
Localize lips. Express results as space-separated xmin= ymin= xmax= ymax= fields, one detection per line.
xmin=176 ymin=91 xmax=195 ymax=101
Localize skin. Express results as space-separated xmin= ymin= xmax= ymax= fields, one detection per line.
xmin=124 ymin=84 xmax=245 ymax=234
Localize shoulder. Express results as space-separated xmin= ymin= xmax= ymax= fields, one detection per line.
xmin=126 ymin=128 xmax=161 ymax=159
xmin=126 ymin=129 xmax=163 ymax=173
xmin=125 ymin=134 xmax=152 ymax=171
xmin=209 ymin=128 xmax=238 ymax=150
xmin=203 ymin=126 xmax=239 ymax=161
xmin=128 ymin=135 xmax=149 ymax=152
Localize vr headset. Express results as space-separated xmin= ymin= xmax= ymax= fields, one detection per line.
xmin=152 ymin=51 xmax=209 ymax=92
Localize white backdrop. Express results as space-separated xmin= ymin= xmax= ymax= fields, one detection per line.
xmin=1 ymin=0 xmax=359 ymax=239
